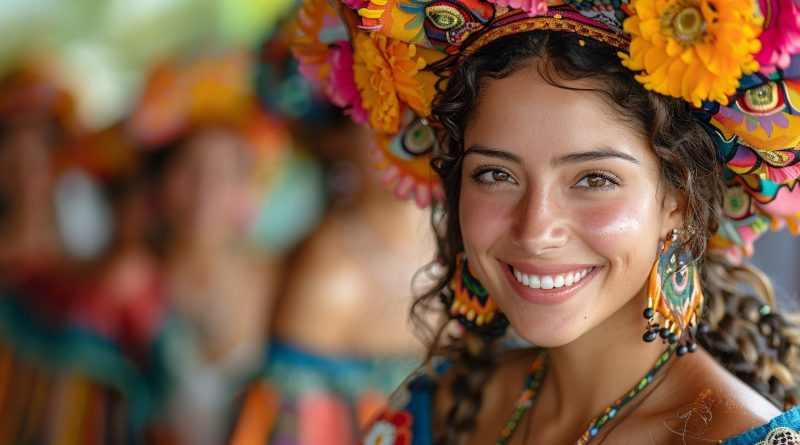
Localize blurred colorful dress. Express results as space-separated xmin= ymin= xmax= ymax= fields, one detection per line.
xmin=229 ymin=341 xmax=419 ymax=445
xmin=0 ymin=265 xmax=172 ymax=444
xmin=0 ymin=117 xmax=175 ymax=444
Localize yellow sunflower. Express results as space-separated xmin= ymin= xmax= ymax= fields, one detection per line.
xmin=620 ymin=0 xmax=763 ymax=107
xmin=352 ymin=32 xmax=436 ymax=134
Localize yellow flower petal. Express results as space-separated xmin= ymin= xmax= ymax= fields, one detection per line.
xmin=639 ymin=18 xmax=661 ymax=41
xmin=352 ymin=33 xmax=436 ymax=133
xmin=621 ymin=0 xmax=762 ymax=105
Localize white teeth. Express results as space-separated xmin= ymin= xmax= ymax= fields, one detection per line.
xmin=512 ymin=267 xmax=594 ymax=290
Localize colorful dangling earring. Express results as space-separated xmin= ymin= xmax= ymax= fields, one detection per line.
xmin=444 ymin=253 xmax=508 ymax=340
xmin=642 ymin=229 xmax=705 ymax=355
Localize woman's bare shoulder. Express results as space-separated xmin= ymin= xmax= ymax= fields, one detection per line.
xmin=643 ymin=349 xmax=781 ymax=443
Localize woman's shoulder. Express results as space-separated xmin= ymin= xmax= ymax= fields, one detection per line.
xmin=359 ymin=347 xmax=538 ymax=445
xmin=359 ymin=364 xmax=440 ymax=445
xmin=720 ymin=406 xmax=800 ymax=444
xmin=651 ymin=348 xmax=787 ymax=443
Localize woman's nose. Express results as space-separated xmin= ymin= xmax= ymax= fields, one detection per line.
xmin=510 ymin=187 xmax=569 ymax=255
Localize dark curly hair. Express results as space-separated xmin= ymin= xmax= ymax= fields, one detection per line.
xmin=410 ymin=30 xmax=800 ymax=445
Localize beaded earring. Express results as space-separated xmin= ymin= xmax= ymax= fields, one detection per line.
xmin=642 ymin=229 xmax=705 ymax=355
xmin=445 ymin=253 xmax=508 ymax=340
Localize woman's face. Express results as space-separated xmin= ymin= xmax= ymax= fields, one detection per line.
xmin=162 ymin=127 xmax=255 ymax=242
xmin=0 ymin=119 xmax=54 ymax=206
xmin=459 ymin=65 xmax=683 ymax=347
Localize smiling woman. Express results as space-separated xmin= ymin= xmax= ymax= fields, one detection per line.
xmin=415 ymin=32 xmax=792 ymax=444
xmin=425 ymin=32 xmax=788 ymax=443
xmin=289 ymin=1 xmax=800 ymax=444
xmin=459 ymin=69 xmax=674 ymax=347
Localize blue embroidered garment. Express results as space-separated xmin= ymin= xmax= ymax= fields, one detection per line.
xmin=360 ymin=369 xmax=800 ymax=445
xmin=723 ymin=408 xmax=800 ymax=444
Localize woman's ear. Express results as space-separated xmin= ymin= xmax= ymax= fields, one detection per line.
xmin=661 ymin=188 xmax=687 ymax=236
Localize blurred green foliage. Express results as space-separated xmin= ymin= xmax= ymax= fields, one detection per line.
xmin=0 ymin=0 xmax=296 ymax=127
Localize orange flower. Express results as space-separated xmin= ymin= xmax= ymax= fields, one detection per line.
xmin=620 ymin=0 xmax=763 ymax=106
xmin=290 ymin=0 xmax=337 ymax=82
xmin=353 ymin=32 xmax=436 ymax=134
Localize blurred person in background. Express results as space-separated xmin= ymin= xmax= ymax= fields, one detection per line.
xmin=52 ymin=123 xmax=175 ymax=441
xmin=0 ymin=110 xmax=173 ymax=444
xmin=128 ymin=48 xmax=291 ymax=445
xmin=0 ymin=61 xmax=74 ymax=283
xmin=228 ymin=28 xmax=434 ymax=445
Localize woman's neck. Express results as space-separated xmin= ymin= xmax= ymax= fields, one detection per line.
xmin=166 ymin=237 xmax=241 ymax=277
xmin=169 ymin=233 xmax=236 ymax=256
xmin=539 ymin=290 xmax=671 ymax=429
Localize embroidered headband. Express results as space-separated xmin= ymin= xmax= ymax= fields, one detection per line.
xmin=290 ymin=0 xmax=800 ymax=258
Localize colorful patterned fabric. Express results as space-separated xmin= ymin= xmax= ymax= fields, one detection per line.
xmin=289 ymin=0 xmax=800 ymax=258
xmin=697 ymin=56 xmax=800 ymax=257
xmin=722 ymin=409 xmax=800 ymax=444
xmin=359 ymin=360 xmax=800 ymax=445
xmin=0 ymin=275 xmax=173 ymax=445
xmin=227 ymin=339 xmax=420 ymax=445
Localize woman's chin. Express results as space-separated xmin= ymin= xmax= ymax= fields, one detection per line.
xmin=506 ymin=317 xmax=585 ymax=349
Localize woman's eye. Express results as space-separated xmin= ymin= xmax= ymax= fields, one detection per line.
xmin=575 ymin=172 xmax=618 ymax=189
xmin=469 ymin=167 xmax=516 ymax=185
xmin=586 ymin=176 xmax=607 ymax=187
xmin=486 ymin=170 xmax=509 ymax=182
xmin=478 ymin=169 xmax=513 ymax=184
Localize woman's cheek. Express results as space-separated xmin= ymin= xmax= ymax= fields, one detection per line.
xmin=575 ymin=201 xmax=647 ymax=255
xmin=459 ymin=188 xmax=517 ymax=246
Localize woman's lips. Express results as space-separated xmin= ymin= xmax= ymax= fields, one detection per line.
xmin=501 ymin=261 xmax=602 ymax=306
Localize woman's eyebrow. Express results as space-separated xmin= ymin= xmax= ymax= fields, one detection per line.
xmin=464 ymin=145 xmax=524 ymax=164
xmin=551 ymin=147 xmax=639 ymax=167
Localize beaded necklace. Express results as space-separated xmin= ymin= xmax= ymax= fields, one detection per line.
xmin=495 ymin=345 xmax=676 ymax=445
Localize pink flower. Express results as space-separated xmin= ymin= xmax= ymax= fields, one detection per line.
xmin=341 ymin=0 xmax=369 ymax=9
xmin=326 ymin=41 xmax=368 ymax=124
xmin=755 ymin=0 xmax=800 ymax=73
xmin=486 ymin=0 xmax=547 ymax=16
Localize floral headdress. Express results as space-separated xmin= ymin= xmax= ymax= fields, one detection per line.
xmin=127 ymin=49 xmax=290 ymax=158
xmin=0 ymin=62 xmax=79 ymax=136
xmin=256 ymin=24 xmax=335 ymax=125
xmin=290 ymin=0 xmax=800 ymax=258
xmin=53 ymin=122 xmax=139 ymax=181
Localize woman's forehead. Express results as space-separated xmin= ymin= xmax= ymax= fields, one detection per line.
xmin=465 ymin=68 xmax=649 ymax=161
